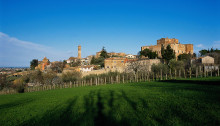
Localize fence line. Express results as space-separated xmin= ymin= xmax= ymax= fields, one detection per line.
xmin=0 ymin=67 xmax=219 ymax=95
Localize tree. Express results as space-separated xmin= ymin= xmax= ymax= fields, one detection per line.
xmin=178 ymin=53 xmax=192 ymax=69
xmin=126 ymin=61 xmax=150 ymax=74
xmin=29 ymin=70 xmax=44 ymax=84
xmin=0 ymin=74 xmax=7 ymax=90
xmin=178 ymin=53 xmax=191 ymax=61
xmin=210 ymin=47 xmax=214 ymax=53
xmin=169 ymin=59 xmax=184 ymax=71
xmin=30 ymin=59 xmax=38 ymax=70
xmin=51 ymin=61 xmax=66 ymax=73
xmin=151 ymin=63 xmax=168 ymax=74
xmin=140 ymin=48 xmax=158 ymax=59
xmin=162 ymin=45 xmax=175 ymax=64
xmin=61 ymin=71 xmax=82 ymax=82
xmin=90 ymin=56 xmax=96 ymax=64
xmin=70 ymin=60 xmax=81 ymax=67
xmin=199 ymin=49 xmax=208 ymax=56
xmin=192 ymin=53 xmax=197 ymax=58
xmin=100 ymin=47 xmax=109 ymax=58
xmin=43 ymin=70 xmax=57 ymax=85
xmin=90 ymin=47 xmax=109 ymax=68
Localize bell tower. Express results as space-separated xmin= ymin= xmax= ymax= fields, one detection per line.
xmin=78 ymin=45 xmax=81 ymax=59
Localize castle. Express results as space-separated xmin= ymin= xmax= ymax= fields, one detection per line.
xmin=141 ymin=38 xmax=193 ymax=57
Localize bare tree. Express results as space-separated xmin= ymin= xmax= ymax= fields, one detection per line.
xmin=125 ymin=60 xmax=150 ymax=74
xmin=50 ymin=61 xmax=65 ymax=73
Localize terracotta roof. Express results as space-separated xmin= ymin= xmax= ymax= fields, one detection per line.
xmin=68 ymin=57 xmax=78 ymax=60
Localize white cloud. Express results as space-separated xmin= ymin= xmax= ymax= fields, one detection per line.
xmin=0 ymin=32 xmax=69 ymax=67
xmin=196 ymin=44 xmax=204 ymax=48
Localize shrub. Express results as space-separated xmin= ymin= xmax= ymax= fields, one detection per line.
xmin=168 ymin=59 xmax=184 ymax=71
xmin=151 ymin=63 xmax=168 ymax=74
xmin=13 ymin=78 xmax=26 ymax=93
xmin=62 ymin=71 xmax=82 ymax=82
xmin=43 ymin=70 xmax=57 ymax=85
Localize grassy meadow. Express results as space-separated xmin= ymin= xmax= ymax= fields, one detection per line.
xmin=0 ymin=77 xmax=220 ymax=126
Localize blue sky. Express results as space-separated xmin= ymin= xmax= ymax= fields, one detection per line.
xmin=0 ymin=0 xmax=219 ymax=67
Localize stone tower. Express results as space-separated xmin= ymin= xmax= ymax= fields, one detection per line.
xmin=78 ymin=45 xmax=81 ymax=59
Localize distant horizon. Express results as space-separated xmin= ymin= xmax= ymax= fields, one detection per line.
xmin=1 ymin=0 xmax=219 ymax=67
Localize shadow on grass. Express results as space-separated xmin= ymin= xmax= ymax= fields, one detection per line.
xmin=22 ymin=90 xmax=150 ymax=126
xmin=0 ymin=98 xmax=34 ymax=110
xmin=21 ymin=97 xmax=78 ymax=126
xmin=159 ymin=79 xmax=220 ymax=85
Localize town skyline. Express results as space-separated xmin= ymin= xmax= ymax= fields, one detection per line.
xmin=0 ymin=0 xmax=219 ymax=67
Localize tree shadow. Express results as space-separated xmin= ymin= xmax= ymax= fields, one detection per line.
xmin=21 ymin=97 xmax=78 ymax=126
xmin=21 ymin=90 xmax=156 ymax=126
xmin=0 ymin=98 xmax=34 ymax=110
xmin=82 ymin=89 xmax=129 ymax=126
xmin=159 ymin=79 xmax=220 ymax=85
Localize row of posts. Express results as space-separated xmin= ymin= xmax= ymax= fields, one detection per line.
xmin=1 ymin=67 xmax=219 ymax=94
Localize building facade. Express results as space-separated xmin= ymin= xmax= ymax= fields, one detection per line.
xmin=141 ymin=38 xmax=193 ymax=57
xmin=35 ymin=57 xmax=50 ymax=71
xmin=104 ymin=57 xmax=128 ymax=72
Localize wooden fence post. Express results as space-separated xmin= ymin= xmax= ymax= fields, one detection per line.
xmin=199 ymin=66 xmax=202 ymax=77
xmin=189 ymin=68 xmax=192 ymax=78
xmin=170 ymin=69 xmax=172 ymax=79
xmin=175 ymin=69 xmax=176 ymax=79
xmin=166 ymin=73 xmax=167 ymax=80
xmin=196 ymin=67 xmax=198 ymax=78
xmin=218 ymin=68 xmax=219 ymax=76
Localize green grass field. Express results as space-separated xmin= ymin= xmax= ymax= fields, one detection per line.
xmin=0 ymin=77 xmax=220 ymax=126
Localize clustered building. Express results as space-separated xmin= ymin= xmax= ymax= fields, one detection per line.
xmin=35 ymin=37 xmax=200 ymax=75
xmin=141 ymin=38 xmax=193 ymax=57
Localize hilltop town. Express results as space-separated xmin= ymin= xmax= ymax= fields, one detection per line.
xmin=2 ymin=37 xmax=220 ymax=79
xmin=1 ymin=37 xmax=220 ymax=94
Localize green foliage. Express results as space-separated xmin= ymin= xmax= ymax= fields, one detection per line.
xmin=151 ymin=63 xmax=168 ymax=74
xmin=0 ymin=77 xmax=220 ymax=125
xmin=91 ymin=57 xmax=105 ymax=67
xmin=70 ymin=60 xmax=81 ymax=67
xmin=51 ymin=61 xmax=66 ymax=73
xmin=169 ymin=59 xmax=184 ymax=71
xmin=30 ymin=59 xmax=38 ymax=70
xmin=0 ymin=74 xmax=7 ymax=90
xmin=61 ymin=71 xmax=82 ymax=82
xmin=140 ymin=48 xmax=158 ymax=59
xmin=199 ymin=49 xmax=208 ymax=56
xmin=13 ymin=78 xmax=26 ymax=93
xmin=178 ymin=53 xmax=191 ymax=61
xmin=43 ymin=70 xmax=57 ymax=85
xmin=100 ymin=47 xmax=109 ymax=58
xmin=91 ymin=47 xmax=109 ymax=67
xmin=90 ymin=56 xmax=96 ymax=65
xmin=199 ymin=48 xmax=220 ymax=56
xmin=162 ymin=45 xmax=175 ymax=63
